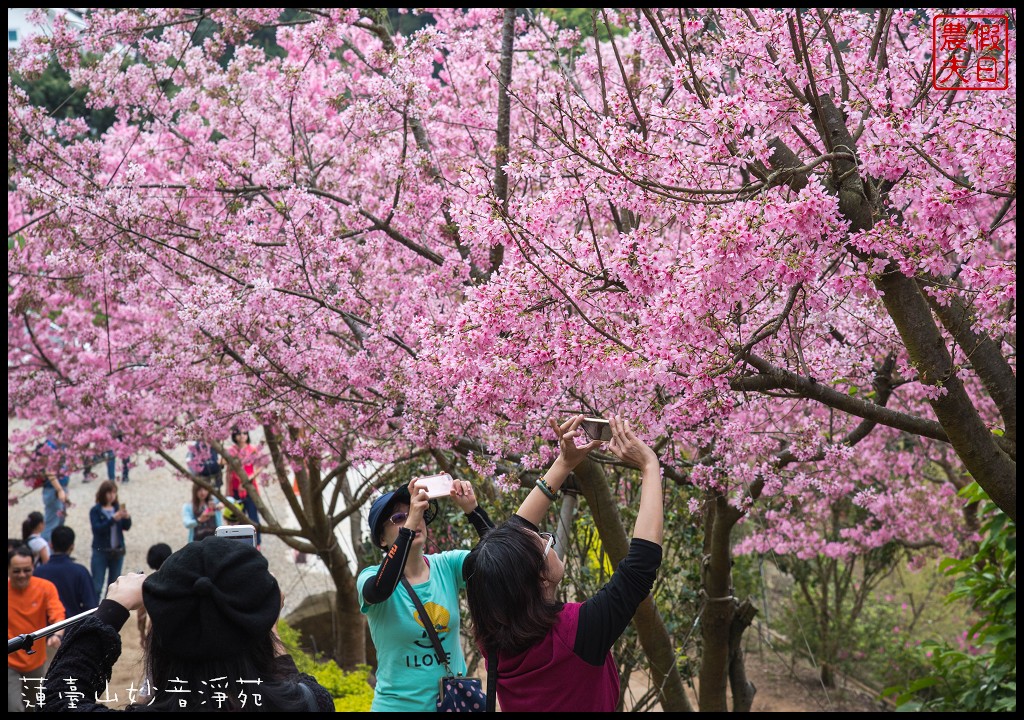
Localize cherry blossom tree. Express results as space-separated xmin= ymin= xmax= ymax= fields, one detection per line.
xmin=405 ymin=6 xmax=1014 ymax=704
xmin=8 ymin=7 xmax=1014 ymax=709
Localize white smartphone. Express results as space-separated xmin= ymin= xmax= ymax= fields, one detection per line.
xmin=215 ymin=524 xmax=256 ymax=546
xmin=414 ymin=473 xmax=455 ymax=499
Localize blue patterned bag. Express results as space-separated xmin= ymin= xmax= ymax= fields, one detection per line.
xmin=402 ymin=578 xmax=490 ymax=712
xmin=437 ymin=675 xmax=487 ymax=712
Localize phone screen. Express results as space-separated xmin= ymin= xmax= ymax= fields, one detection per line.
xmin=581 ymin=417 xmax=612 ymax=441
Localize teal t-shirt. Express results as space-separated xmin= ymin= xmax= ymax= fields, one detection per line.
xmin=359 ymin=549 xmax=470 ymax=712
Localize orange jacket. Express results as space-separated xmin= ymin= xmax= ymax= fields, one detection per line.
xmin=8 ymin=576 xmax=66 ymax=672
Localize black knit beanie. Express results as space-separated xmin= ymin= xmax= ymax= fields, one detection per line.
xmin=142 ymin=536 xmax=281 ymax=660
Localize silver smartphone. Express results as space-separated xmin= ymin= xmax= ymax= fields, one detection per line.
xmin=215 ymin=524 xmax=256 ymax=546
xmin=580 ymin=417 xmax=612 ymax=442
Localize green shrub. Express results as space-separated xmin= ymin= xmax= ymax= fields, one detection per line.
xmin=277 ymin=619 xmax=375 ymax=711
xmin=886 ymin=483 xmax=1016 ymax=712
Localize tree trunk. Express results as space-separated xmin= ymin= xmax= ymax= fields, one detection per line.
xmin=812 ymin=93 xmax=1017 ymax=521
xmin=323 ymin=540 xmax=367 ymax=669
xmin=874 ymin=269 xmax=1017 ymax=520
xmin=575 ymin=459 xmax=694 ymax=712
xmin=270 ymin=423 xmax=368 ymax=668
xmin=489 ymin=7 xmax=516 ymax=273
xmin=698 ymin=493 xmax=758 ymax=711
xmin=729 ymin=599 xmax=758 ymax=712
xmin=699 ymin=494 xmax=741 ymax=711
xmin=820 ymin=663 xmax=835 ymax=688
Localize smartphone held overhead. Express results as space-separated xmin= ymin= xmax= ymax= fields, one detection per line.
xmin=215 ymin=524 xmax=256 ymax=547
xmin=580 ymin=417 xmax=612 ymax=442
xmin=414 ymin=473 xmax=455 ymax=499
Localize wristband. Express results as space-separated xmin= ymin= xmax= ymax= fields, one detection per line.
xmin=535 ymin=477 xmax=558 ymax=501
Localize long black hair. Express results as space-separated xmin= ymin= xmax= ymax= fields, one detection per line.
xmin=138 ymin=629 xmax=309 ymax=712
xmin=21 ymin=511 xmax=44 ymax=541
xmin=465 ymin=522 xmax=562 ymax=655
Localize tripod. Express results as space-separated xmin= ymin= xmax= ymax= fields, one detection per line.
xmin=7 ymin=608 xmax=96 ymax=655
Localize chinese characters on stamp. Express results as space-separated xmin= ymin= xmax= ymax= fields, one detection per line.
xmin=933 ymin=14 xmax=1010 ymax=91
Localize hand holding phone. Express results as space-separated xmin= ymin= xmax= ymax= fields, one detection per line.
xmin=414 ymin=473 xmax=455 ymax=499
xmin=580 ymin=417 xmax=612 ymax=442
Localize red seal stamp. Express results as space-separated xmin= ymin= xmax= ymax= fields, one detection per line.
xmin=932 ymin=14 xmax=1010 ymax=91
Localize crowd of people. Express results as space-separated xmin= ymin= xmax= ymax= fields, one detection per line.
xmin=8 ymin=426 xmax=267 ymax=712
xmin=9 ymin=416 xmax=663 ymax=712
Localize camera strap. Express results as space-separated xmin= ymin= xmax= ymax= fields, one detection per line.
xmin=400 ymin=577 xmax=452 ymax=674
xmin=399 ymin=577 xmax=495 ymax=712
xmin=401 ymin=575 xmax=496 ymax=712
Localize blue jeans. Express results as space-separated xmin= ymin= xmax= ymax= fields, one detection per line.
xmin=91 ymin=548 xmax=125 ymax=600
xmin=41 ymin=485 xmax=66 ymax=543
xmin=85 ymin=452 xmax=129 ymax=482
xmin=105 ymin=452 xmax=130 ymax=482
xmin=241 ymin=496 xmax=261 ymax=546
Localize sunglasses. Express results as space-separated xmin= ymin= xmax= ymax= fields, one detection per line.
xmin=539 ymin=531 xmax=556 ymax=558
xmin=389 ymin=512 xmax=409 ymax=525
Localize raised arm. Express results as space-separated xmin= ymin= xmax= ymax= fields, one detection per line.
xmin=449 ymin=479 xmax=495 ymax=537
xmin=574 ymin=416 xmax=663 ymax=662
xmin=361 ymin=482 xmax=430 ymax=605
xmin=46 ymin=472 xmax=67 ymax=503
xmin=517 ymin=415 xmax=602 ymax=527
xmin=606 ymin=415 xmax=662 ymax=545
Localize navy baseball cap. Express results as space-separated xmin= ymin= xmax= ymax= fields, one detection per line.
xmin=368 ymin=486 xmax=439 ymax=549
xmin=368 ymin=486 xmax=410 ymax=548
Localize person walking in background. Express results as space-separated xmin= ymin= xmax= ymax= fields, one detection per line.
xmin=182 ymin=482 xmax=223 ymax=543
xmin=32 ymin=526 xmax=97 ymax=616
xmin=359 ymin=476 xmax=495 ymax=711
xmin=464 ymin=415 xmax=663 ymax=713
xmin=21 ymin=511 xmax=50 ymax=566
xmin=43 ymin=538 xmax=333 ymax=711
xmin=136 ymin=543 xmax=172 ymax=649
xmin=88 ymin=480 xmax=131 ymax=600
xmin=187 ymin=438 xmax=223 ymax=489
xmin=223 ymin=427 xmax=263 ymax=547
xmin=8 ymin=546 xmax=65 ymax=712
xmin=36 ymin=439 xmax=70 ymax=543
xmin=82 ymin=449 xmax=130 ymax=485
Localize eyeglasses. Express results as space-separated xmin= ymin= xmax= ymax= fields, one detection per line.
xmin=389 ymin=512 xmax=409 ymax=526
xmin=539 ymin=531 xmax=556 ymax=558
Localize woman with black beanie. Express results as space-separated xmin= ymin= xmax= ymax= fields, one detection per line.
xmin=42 ymin=537 xmax=333 ymax=711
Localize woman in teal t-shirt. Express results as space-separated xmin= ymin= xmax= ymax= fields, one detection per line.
xmin=358 ymin=478 xmax=493 ymax=711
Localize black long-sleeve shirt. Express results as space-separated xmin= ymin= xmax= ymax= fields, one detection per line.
xmin=362 ymin=505 xmax=494 ymax=605
xmin=41 ymin=600 xmax=333 ymax=712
